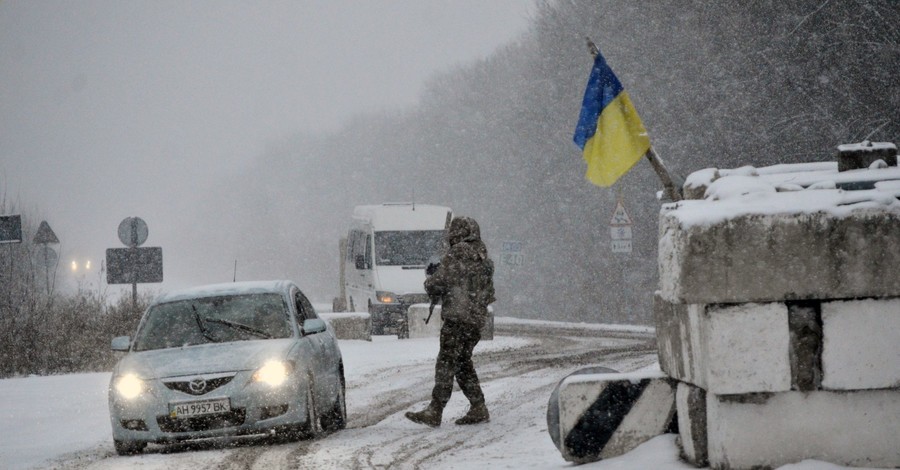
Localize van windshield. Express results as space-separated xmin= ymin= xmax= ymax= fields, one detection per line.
xmin=374 ymin=230 xmax=445 ymax=266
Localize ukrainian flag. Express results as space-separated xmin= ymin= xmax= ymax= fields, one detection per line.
xmin=573 ymin=50 xmax=650 ymax=187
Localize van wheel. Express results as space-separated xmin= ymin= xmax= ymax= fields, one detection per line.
xmin=368 ymin=302 xmax=384 ymax=335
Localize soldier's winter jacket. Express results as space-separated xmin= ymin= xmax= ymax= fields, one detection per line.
xmin=425 ymin=217 xmax=495 ymax=329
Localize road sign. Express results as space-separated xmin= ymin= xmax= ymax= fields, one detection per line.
xmin=33 ymin=220 xmax=59 ymax=244
xmin=609 ymin=201 xmax=633 ymax=226
xmin=0 ymin=215 xmax=22 ymax=244
xmin=611 ymin=239 xmax=633 ymax=253
xmin=610 ymin=226 xmax=633 ymax=240
xmin=35 ymin=245 xmax=59 ymax=268
xmin=106 ymin=247 xmax=163 ymax=284
xmin=500 ymin=239 xmax=525 ymax=266
xmin=609 ymin=201 xmax=633 ymax=254
xmin=118 ymin=217 xmax=149 ymax=247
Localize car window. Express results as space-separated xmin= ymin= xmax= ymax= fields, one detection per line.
xmin=132 ymin=293 xmax=291 ymax=351
xmin=295 ymin=291 xmax=318 ymax=323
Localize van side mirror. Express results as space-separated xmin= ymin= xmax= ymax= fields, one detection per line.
xmin=111 ymin=336 xmax=131 ymax=352
xmin=355 ymin=254 xmax=367 ymax=270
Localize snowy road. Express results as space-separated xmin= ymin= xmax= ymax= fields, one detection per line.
xmin=5 ymin=318 xmax=660 ymax=469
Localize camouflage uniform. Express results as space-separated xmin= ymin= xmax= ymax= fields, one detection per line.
xmin=406 ymin=217 xmax=493 ymax=427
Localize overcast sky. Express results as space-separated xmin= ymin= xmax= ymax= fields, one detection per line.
xmin=0 ymin=0 xmax=535 ymax=294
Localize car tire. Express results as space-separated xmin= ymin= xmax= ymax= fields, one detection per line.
xmin=397 ymin=320 xmax=409 ymax=340
xmin=299 ymin=383 xmax=322 ymax=439
xmin=320 ymin=368 xmax=347 ymax=432
xmin=113 ymin=439 xmax=146 ymax=456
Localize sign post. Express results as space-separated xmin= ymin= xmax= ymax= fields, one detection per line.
xmin=106 ymin=217 xmax=163 ymax=310
xmin=33 ymin=221 xmax=60 ymax=295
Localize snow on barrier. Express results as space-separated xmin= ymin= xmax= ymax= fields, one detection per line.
xmin=658 ymin=190 xmax=900 ymax=305
xmin=319 ymin=312 xmax=371 ymax=341
xmin=406 ymin=304 xmax=494 ymax=340
xmin=548 ymin=368 xmax=676 ymax=463
xmin=656 ymin=150 xmax=900 ymax=469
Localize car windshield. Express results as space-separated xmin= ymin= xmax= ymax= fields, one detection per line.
xmin=132 ymin=293 xmax=291 ymax=351
xmin=374 ymin=230 xmax=445 ymax=266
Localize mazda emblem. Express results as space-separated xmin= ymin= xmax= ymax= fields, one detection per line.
xmin=189 ymin=378 xmax=207 ymax=394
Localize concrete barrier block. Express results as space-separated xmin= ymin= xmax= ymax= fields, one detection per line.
xmin=552 ymin=370 xmax=676 ymax=463
xmin=821 ymin=298 xmax=900 ymax=390
xmin=406 ymin=304 xmax=494 ymax=340
xmin=654 ymin=295 xmax=792 ymax=394
xmin=658 ymin=199 xmax=900 ymax=304
xmin=675 ymin=381 xmax=707 ymax=466
xmin=407 ymin=304 xmax=442 ymax=338
xmin=319 ymin=312 xmax=371 ymax=341
xmin=706 ymin=389 xmax=900 ymax=469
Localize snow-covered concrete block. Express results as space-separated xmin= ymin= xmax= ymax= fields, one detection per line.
xmin=821 ymin=298 xmax=900 ymax=390
xmin=654 ymin=296 xmax=792 ymax=394
xmin=675 ymin=381 xmax=707 ymax=466
xmin=706 ymin=389 xmax=900 ymax=469
xmin=319 ymin=312 xmax=371 ymax=341
xmin=837 ymin=141 xmax=898 ymax=172
xmin=407 ymin=304 xmax=442 ymax=338
xmin=552 ymin=370 xmax=676 ymax=463
xmin=406 ymin=304 xmax=494 ymax=340
xmin=658 ymin=191 xmax=900 ymax=304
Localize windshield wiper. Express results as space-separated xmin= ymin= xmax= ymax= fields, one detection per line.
xmin=202 ymin=318 xmax=272 ymax=339
xmin=192 ymin=305 xmax=221 ymax=343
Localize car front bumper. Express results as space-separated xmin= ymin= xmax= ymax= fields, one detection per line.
xmin=109 ymin=371 xmax=310 ymax=444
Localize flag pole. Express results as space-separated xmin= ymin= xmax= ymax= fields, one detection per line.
xmin=585 ymin=38 xmax=682 ymax=202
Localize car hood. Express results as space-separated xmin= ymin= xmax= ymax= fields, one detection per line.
xmin=374 ymin=266 xmax=427 ymax=295
xmin=116 ymin=339 xmax=296 ymax=379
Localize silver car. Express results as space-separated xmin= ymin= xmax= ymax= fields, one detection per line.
xmin=108 ymin=280 xmax=345 ymax=455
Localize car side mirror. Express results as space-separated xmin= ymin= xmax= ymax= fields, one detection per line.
xmin=302 ymin=318 xmax=327 ymax=336
xmin=111 ymin=336 xmax=131 ymax=352
xmin=355 ymin=254 xmax=367 ymax=270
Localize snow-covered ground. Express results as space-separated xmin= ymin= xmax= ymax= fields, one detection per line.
xmin=0 ymin=319 xmax=862 ymax=469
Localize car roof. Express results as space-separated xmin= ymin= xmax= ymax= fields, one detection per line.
xmin=153 ymin=280 xmax=297 ymax=305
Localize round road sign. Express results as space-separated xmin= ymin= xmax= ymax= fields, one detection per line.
xmin=118 ymin=217 xmax=149 ymax=247
xmin=35 ymin=245 xmax=59 ymax=269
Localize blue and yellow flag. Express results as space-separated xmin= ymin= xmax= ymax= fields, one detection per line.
xmin=573 ymin=50 xmax=650 ymax=187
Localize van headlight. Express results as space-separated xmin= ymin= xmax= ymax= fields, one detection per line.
xmin=253 ymin=360 xmax=291 ymax=386
xmin=115 ymin=373 xmax=145 ymax=399
xmin=376 ymin=291 xmax=397 ymax=303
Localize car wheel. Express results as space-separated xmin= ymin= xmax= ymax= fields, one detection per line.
xmin=299 ymin=383 xmax=322 ymax=439
xmin=321 ymin=367 xmax=347 ymax=432
xmin=397 ymin=320 xmax=409 ymax=339
xmin=113 ymin=439 xmax=146 ymax=456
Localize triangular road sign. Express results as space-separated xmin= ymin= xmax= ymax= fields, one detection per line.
xmin=33 ymin=221 xmax=59 ymax=244
xmin=609 ymin=201 xmax=633 ymax=226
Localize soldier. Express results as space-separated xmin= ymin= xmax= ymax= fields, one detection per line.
xmin=405 ymin=216 xmax=495 ymax=427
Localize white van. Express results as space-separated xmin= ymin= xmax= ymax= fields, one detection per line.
xmin=343 ymin=203 xmax=452 ymax=337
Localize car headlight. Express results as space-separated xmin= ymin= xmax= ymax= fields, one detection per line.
xmin=253 ymin=360 xmax=291 ymax=386
xmin=376 ymin=291 xmax=397 ymax=303
xmin=115 ymin=373 xmax=145 ymax=399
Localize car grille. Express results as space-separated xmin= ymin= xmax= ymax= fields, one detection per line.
xmin=163 ymin=375 xmax=234 ymax=396
xmin=157 ymin=409 xmax=246 ymax=433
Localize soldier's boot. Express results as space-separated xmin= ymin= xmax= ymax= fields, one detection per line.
xmin=405 ymin=405 xmax=442 ymax=428
xmin=454 ymin=403 xmax=489 ymax=425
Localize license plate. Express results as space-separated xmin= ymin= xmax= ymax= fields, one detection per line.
xmin=169 ymin=398 xmax=231 ymax=418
